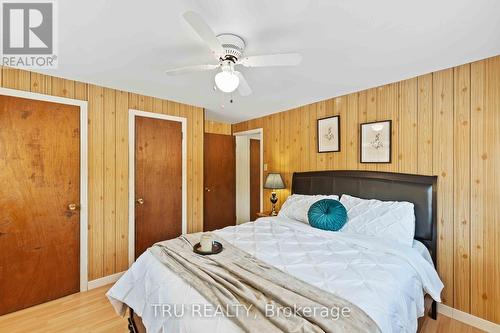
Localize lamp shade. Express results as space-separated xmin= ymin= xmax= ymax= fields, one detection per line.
xmin=264 ymin=173 xmax=285 ymax=189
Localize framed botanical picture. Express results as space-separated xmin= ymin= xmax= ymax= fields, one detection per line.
xmin=360 ymin=120 xmax=392 ymax=163
xmin=317 ymin=115 xmax=340 ymax=153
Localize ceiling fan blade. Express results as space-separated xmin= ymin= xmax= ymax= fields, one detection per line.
xmin=237 ymin=53 xmax=302 ymax=68
xmin=183 ymin=11 xmax=224 ymax=59
xmin=235 ymin=71 xmax=252 ymax=96
xmin=165 ymin=64 xmax=219 ymax=76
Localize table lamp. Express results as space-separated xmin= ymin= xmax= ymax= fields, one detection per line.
xmin=264 ymin=173 xmax=285 ymax=216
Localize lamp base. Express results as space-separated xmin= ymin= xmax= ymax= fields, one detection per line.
xmin=270 ymin=191 xmax=278 ymax=216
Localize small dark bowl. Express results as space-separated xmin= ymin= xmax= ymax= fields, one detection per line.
xmin=193 ymin=241 xmax=223 ymax=255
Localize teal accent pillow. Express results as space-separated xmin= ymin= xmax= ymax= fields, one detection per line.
xmin=307 ymin=199 xmax=347 ymax=231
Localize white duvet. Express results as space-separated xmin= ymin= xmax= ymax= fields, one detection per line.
xmin=107 ymin=217 xmax=443 ymax=333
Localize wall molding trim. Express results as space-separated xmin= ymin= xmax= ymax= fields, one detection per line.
xmin=438 ymin=304 xmax=500 ymax=333
xmin=87 ymin=271 xmax=125 ymax=290
xmin=127 ymin=109 xmax=188 ymax=265
xmin=233 ymin=128 xmax=264 ymax=221
xmin=0 ymin=87 xmax=89 ymax=293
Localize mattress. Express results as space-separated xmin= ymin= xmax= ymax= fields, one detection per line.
xmin=107 ymin=217 xmax=443 ymax=333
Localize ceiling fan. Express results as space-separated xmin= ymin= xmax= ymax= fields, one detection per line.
xmin=165 ymin=11 xmax=303 ymax=96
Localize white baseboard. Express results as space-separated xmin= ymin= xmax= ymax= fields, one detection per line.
xmin=87 ymin=271 xmax=125 ymax=290
xmin=438 ymin=304 xmax=500 ymax=333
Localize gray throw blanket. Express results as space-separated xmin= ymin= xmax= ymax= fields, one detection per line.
xmin=149 ymin=233 xmax=381 ymax=333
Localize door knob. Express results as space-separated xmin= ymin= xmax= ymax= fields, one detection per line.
xmin=68 ymin=203 xmax=80 ymax=211
xmin=204 ymin=187 xmax=211 ymax=192
xmin=136 ymin=198 xmax=144 ymax=205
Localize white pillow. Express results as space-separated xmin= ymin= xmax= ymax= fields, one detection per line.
xmin=279 ymin=194 xmax=339 ymax=223
xmin=340 ymin=194 xmax=415 ymax=246
xmin=412 ymin=240 xmax=434 ymax=266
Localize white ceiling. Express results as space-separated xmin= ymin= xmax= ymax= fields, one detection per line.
xmin=39 ymin=0 xmax=500 ymax=123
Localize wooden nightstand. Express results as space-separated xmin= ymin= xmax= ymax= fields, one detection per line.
xmin=256 ymin=212 xmax=273 ymax=218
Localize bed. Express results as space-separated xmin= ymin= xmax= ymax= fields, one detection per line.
xmin=107 ymin=170 xmax=441 ymax=333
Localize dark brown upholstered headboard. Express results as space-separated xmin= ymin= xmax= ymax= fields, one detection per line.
xmin=291 ymin=170 xmax=438 ymax=266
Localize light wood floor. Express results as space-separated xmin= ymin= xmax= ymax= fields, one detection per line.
xmin=0 ymin=285 xmax=485 ymax=333
xmin=0 ymin=285 xmax=128 ymax=332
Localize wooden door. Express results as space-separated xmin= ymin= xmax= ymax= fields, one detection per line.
xmin=203 ymin=133 xmax=236 ymax=231
xmin=0 ymin=95 xmax=81 ymax=315
xmin=135 ymin=116 xmax=182 ymax=258
xmin=249 ymin=139 xmax=261 ymax=220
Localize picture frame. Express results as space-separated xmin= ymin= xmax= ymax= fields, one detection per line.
xmin=360 ymin=120 xmax=392 ymax=163
xmin=317 ymin=115 xmax=340 ymax=153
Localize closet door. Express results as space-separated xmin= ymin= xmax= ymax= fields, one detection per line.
xmin=0 ymin=95 xmax=81 ymax=315
xmin=134 ymin=116 xmax=182 ymax=259
xmin=203 ymin=133 xmax=236 ymax=231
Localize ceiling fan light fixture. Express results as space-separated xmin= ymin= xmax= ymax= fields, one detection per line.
xmin=214 ymin=70 xmax=239 ymax=93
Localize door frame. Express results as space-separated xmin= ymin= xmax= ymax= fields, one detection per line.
xmin=128 ymin=109 xmax=187 ymax=265
xmin=0 ymin=87 xmax=89 ymax=292
xmin=233 ymin=128 xmax=264 ymax=216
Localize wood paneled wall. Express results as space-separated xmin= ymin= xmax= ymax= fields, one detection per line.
xmin=205 ymin=120 xmax=232 ymax=135
xmin=233 ymin=55 xmax=500 ymax=323
xmin=0 ymin=67 xmax=204 ymax=280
